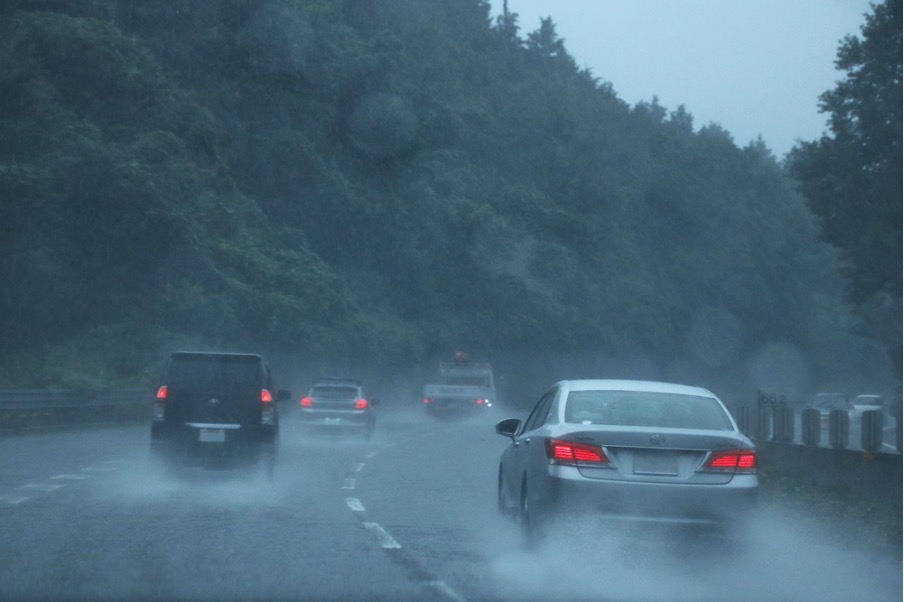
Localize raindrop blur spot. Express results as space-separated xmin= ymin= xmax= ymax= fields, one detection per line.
xmin=684 ymin=306 xmax=745 ymax=368
xmin=747 ymin=341 xmax=810 ymax=398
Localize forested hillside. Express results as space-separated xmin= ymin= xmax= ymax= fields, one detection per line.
xmin=0 ymin=0 xmax=895 ymax=401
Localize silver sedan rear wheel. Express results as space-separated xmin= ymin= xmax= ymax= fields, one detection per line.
xmin=497 ymin=468 xmax=507 ymax=515
xmin=520 ymin=479 xmax=538 ymax=546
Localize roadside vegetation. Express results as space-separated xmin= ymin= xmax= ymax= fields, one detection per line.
xmin=759 ymin=463 xmax=902 ymax=556
xmin=0 ymin=1 xmax=899 ymax=401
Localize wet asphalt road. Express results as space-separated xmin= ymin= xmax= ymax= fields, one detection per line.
xmin=0 ymin=404 xmax=900 ymax=602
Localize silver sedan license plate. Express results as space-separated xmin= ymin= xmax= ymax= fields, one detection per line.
xmin=634 ymin=451 xmax=678 ymax=475
xmin=199 ymin=428 xmax=226 ymax=443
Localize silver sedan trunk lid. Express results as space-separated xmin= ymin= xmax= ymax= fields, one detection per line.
xmin=565 ymin=428 xmax=752 ymax=485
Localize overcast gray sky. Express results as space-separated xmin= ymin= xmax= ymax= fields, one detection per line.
xmin=489 ymin=1 xmax=875 ymax=157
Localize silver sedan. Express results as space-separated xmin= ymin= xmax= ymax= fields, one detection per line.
xmin=496 ymin=379 xmax=758 ymax=542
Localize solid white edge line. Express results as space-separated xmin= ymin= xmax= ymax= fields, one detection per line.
xmin=51 ymin=474 xmax=92 ymax=480
xmin=346 ymin=497 xmax=365 ymax=512
xmin=363 ymin=522 xmax=401 ymax=549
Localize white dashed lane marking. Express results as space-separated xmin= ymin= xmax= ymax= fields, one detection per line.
xmin=347 ymin=448 xmax=468 ymax=601
xmin=3 ymin=461 xmax=128 ymax=506
xmin=17 ymin=483 xmax=63 ymax=492
xmin=0 ymin=495 xmax=30 ymax=505
xmin=362 ymin=522 xmax=401 ymax=549
xmin=428 ymin=580 xmax=468 ymax=602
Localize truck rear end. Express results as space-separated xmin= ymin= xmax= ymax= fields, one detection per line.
xmin=423 ymin=384 xmax=494 ymax=414
xmin=423 ymin=359 xmax=495 ymax=416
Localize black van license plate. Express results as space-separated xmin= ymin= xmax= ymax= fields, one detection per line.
xmin=199 ymin=429 xmax=226 ymax=443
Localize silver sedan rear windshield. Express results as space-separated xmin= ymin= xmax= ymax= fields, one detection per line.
xmin=564 ymin=390 xmax=733 ymax=431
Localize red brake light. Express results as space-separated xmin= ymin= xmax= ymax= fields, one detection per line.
xmin=153 ymin=386 xmax=166 ymax=421
xmin=545 ymin=438 xmax=609 ymax=466
xmin=301 ymin=397 xmax=313 ymax=408
xmin=701 ymin=449 xmax=757 ymax=474
xmin=261 ymin=389 xmax=273 ymax=403
xmin=475 ymin=398 xmax=483 ymax=405
xmin=354 ymin=399 xmax=368 ymax=410
xmin=707 ymin=453 xmax=739 ymax=469
xmin=737 ymin=451 xmax=757 ymax=470
xmin=424 ymin=398 xmax=431 ymax=404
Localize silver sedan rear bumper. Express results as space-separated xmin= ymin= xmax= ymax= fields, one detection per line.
xmin=540 ymin=466 xmax=758 ymax=525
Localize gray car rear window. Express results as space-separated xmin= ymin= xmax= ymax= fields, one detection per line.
xmin=564 ymin=390 xmax=733 ymax=431
xmin=311 ymin=386 xmax=358 ymax=397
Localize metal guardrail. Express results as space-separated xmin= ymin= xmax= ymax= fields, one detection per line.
xmin=0 ymin=388 xmax=151 ymax=434
xmin=735 ymin=400 xmax=902 ymax=506
xmin=736 ymin=403 xmax=900 ymax=454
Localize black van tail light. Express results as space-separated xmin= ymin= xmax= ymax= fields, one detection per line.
xmin=153 ymin=386 xmax=167 ymax=421
xmin=301 ymin=397 xmax=313 ymax=408
xmin=545 ymin=438 xmax=611 ymax=466
xmin=261 ymin=389 xmax=275 ymax=425
xmin=354 ymin=399 xmax=368 ymax=410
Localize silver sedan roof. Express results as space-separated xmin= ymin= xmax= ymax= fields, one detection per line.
xmin=558 ymin=379 xmax=718 ymax=398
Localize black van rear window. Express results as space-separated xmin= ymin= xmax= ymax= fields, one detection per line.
xmin=165 ymin=354 xmax=261 ymax=397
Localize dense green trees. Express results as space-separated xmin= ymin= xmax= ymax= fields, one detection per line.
xmin=788 ymin=0 xmax=902 ymax=375
xmin=0 ymin=1 xmax=895 ymax=400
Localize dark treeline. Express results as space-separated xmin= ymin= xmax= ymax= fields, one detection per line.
xmin=0 ymin=0 xmax=897 ymax=404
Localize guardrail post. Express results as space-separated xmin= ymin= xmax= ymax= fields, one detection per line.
xmin=801 ymin=408 xmax=821 ymax=445
xmin=861 ymin=410 xmax=884 ymax=452
xmin=770 ymin=406 xmax=782 ymax=441
xmin=736 ymin=406 xmax=754 ymax=437
xmin=898 ymin=415 xmax=902 ymax=453
xmin=757 ymin=406 xmax=771 ymax=441
xmin=828 ymin=409 xmax=850 ymax=449
xmin=771 ymin=405 xmax=794 ymax=442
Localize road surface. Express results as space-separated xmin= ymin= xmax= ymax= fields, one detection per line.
xmin=0 ymin=405 xmax=900 ymax=601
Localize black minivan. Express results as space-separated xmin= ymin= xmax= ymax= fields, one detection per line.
xmin=150 ymin=351 xmax=290 ymax=475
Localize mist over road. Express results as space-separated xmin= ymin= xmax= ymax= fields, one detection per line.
xmin=0 ymin=406 xmax=899 ymax=601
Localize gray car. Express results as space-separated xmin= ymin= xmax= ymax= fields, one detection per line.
xmin=299 ymin=378 xmax=376 ymax=438
xmin=496 ymin=379 xmax=758 ymax=542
